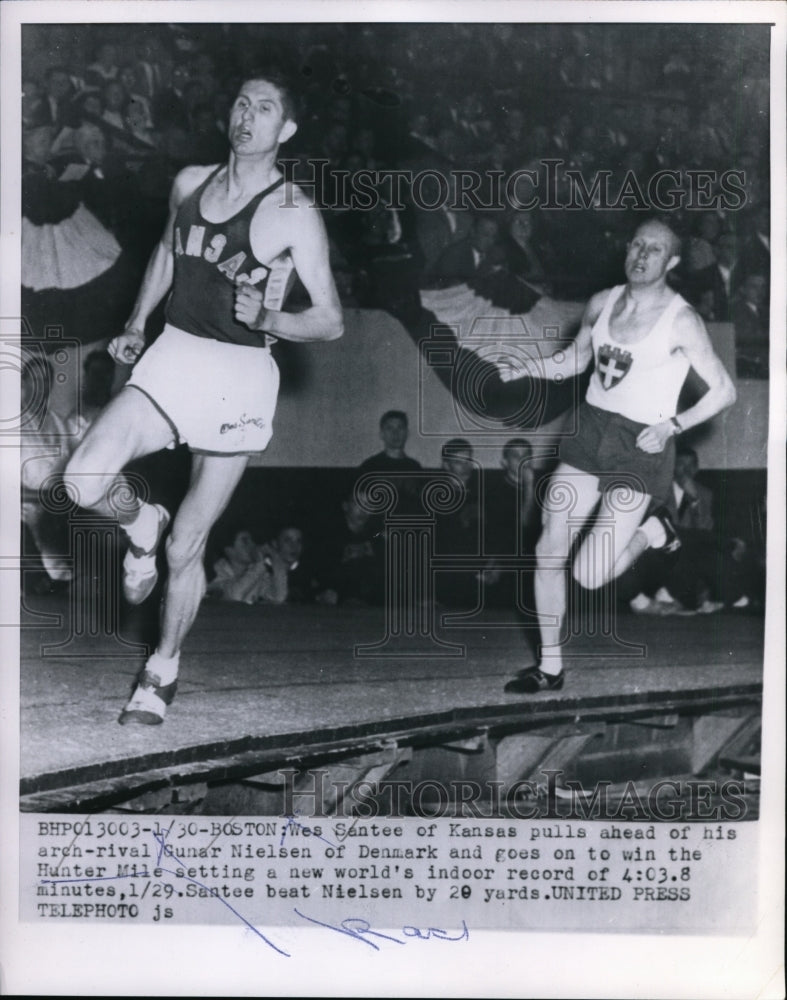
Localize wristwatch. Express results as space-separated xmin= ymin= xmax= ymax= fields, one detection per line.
xmin=670 ymin=416 xmax=683 ymax=435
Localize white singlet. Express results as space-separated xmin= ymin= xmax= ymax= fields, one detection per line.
xmin=585 ymin=285 xmax=691 ymax=426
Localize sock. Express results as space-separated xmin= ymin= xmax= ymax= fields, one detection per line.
xmin=639 ymin=515 xmax=667 ymax=549
xmin=654 ymin=586 xmax=675 ymax=604
xmin=125 ymin=503 xmax=159 ymax=548
xmin=630 ymin=592 xmax=652 ymax=611
xmin=144 ymin=650 xmax=180 ymax=686
xmin=538 ymin=654 xmax=563 ymax=677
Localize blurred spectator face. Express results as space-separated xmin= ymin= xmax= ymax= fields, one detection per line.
xmin=172 ymin=63 xmax=191 ymax=92
xmin=233 ymin=530 xmax=257 ymax=561
xmin=342 ymin=498 xmax=370 ymax=534
xmin=47 ymin=69 xmax=73 ymax=101
xmin=23 ymin=125 xmax=54 ymax=165
xmin=502 ymin=443 xmax=533 ymax=482
xmin=124 ymin=99 xmax=149 ymax=134
xmin=742 ymin=274 xmax=767 ymax=308
xmin=75 ymin=123 xmax=107 ymax=164
xmin=442 ymin=448 xmax=473 ymax=485
xmin=97 ymin=43 xmax=118 ymax=68
xmin=380 ymin=415 xmax=408 ymax=451
xmin=509 ymin=213 xmax=534 ymax=247
xmin=472 ymin=216 xmax=500 ymax=254
xmin=274 ymin=528 xmax=304 ymax=566
xmin=22 ymin=80 xmax=42 ymax=119
xmin=82 ymin=92 xmax=104 ymax=117
xmin=715 ymin=233 xmax=737 ymax=267
xmin=674 ymin=451 xmax=699 ymax=486
xmin=104 ymin=81 xmax=126 ymax=112
xmin=698 ymin=213 xmax=722 ymax=243
xmin=119 ymin=65 xmax=139 ymax=92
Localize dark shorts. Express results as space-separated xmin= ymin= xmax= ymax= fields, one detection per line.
xmin=559 ymin=402 xmax=675 ymax=503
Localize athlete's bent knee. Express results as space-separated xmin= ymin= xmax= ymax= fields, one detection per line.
xmin=571 ymin=554 xmax=606 ymax=591
xmin=62 ymin=447 xmax=109 ymax=510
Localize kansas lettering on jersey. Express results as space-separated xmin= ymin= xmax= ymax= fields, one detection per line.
xmin=166 ymin=167 xmax=294 ymax=348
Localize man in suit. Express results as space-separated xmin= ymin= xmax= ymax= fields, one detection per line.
xmin=627 ymin=447 xmax=720 ymax=614
xmin=429 ymin=213 xmax=502 ymax=286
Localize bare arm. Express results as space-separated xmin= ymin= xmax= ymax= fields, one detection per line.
xmin=671 ymin=308 xmax=737 ymax=429
xmin=235 ymin=197 xmax=343 ymax=343
xmin=498 ymin=291 xmax=602 ymax=383
xmin=636 ymin=306 xmax=737 ymax=453
xmin=109 ymin=166 xmax=210 ymax=362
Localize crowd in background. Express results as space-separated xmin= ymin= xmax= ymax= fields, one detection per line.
xmin=21 ymin=22 xmax=771 ymax=376
xmin=19 ymin=23 xmax=770 ymax=607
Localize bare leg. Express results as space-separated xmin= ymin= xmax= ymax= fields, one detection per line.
xmin=533 ymin=464 xmax=603 ymax=675
xmin=157 ymin=452 xmax=249 ymax=656
xmin=63 ymin=387 xmax=175 ymax=522
xmin=572 ymin=484 xmax=652 ymax=591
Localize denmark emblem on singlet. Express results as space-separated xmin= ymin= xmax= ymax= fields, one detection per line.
xmin=596 ymin=344 xmax=633 ymax=390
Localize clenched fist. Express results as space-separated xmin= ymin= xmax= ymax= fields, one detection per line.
xmin=234 ymin=280 xmax=266 ymax=330
xmin=636 ymin=421 xmax=675 ymax=454
xmin=108 ymin=328 xmax=145 ymax=365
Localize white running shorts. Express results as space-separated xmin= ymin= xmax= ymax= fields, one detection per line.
xmin=126 ymin=324 xmax=280 ymax=454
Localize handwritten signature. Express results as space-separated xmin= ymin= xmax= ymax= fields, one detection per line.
xmin=294 ymin=909 xmax=469 ymax=950
xmin=37 ymin=823 xmax=469 ymax=956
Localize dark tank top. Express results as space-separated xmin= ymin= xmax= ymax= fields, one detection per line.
xmin=166 ymin=167 xmax=292 ymax=347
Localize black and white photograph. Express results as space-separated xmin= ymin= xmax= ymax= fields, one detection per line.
xmin=1 ymin=1 xmax=784 ymax=996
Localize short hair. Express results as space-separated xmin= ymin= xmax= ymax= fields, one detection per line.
xmin=503 ymin=437 xmax=533 ymax=460
xmin=442 ymin=437 xmax=473 ymax=460
xmin=240 ymin=66 xmax=301 ymax=123
xmin=634 ymin=214 xmax=683 ymax=258
xmin=380 ymin=409 xmax=407 ymax=428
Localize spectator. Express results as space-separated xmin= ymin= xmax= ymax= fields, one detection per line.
xmin=626 ymin=448 xmax=753 ymax=615
xmin=430 ymin=213 xmax=503 ymax=287
xmin=42 ymin=66 xmax=76 ymax=131
xmin=101 ymin=79 xmax=128 ymax=131
xmin=19 ymin=350 xmax=110 ymax=592
xmin=85 ymin=42 xmax=120 ymax=88
xmin=118 ymin=63 xmax=154 ymax=128
xmin=434 ymin=438 xmax=481 ymax=608
xmin=314 ymin=496 xmax=384 ymax=606
xmin=207 ymin=526 xmax=310 ymax=605
xmin=358 ymin=409 xmax=422 ymax=514
xmin=732 ymin=273 xmax=769 ymax=378
xmin=152 ymin=61 xmax=191 ymax=130
xmin=480 ymin=438 xmax=541 ymax=610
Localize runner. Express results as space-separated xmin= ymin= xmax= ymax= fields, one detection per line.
xmin=63 ymin=69 xmax=343 ymax=724
xmin=501 ymin=217 xmax=736 ymax=693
